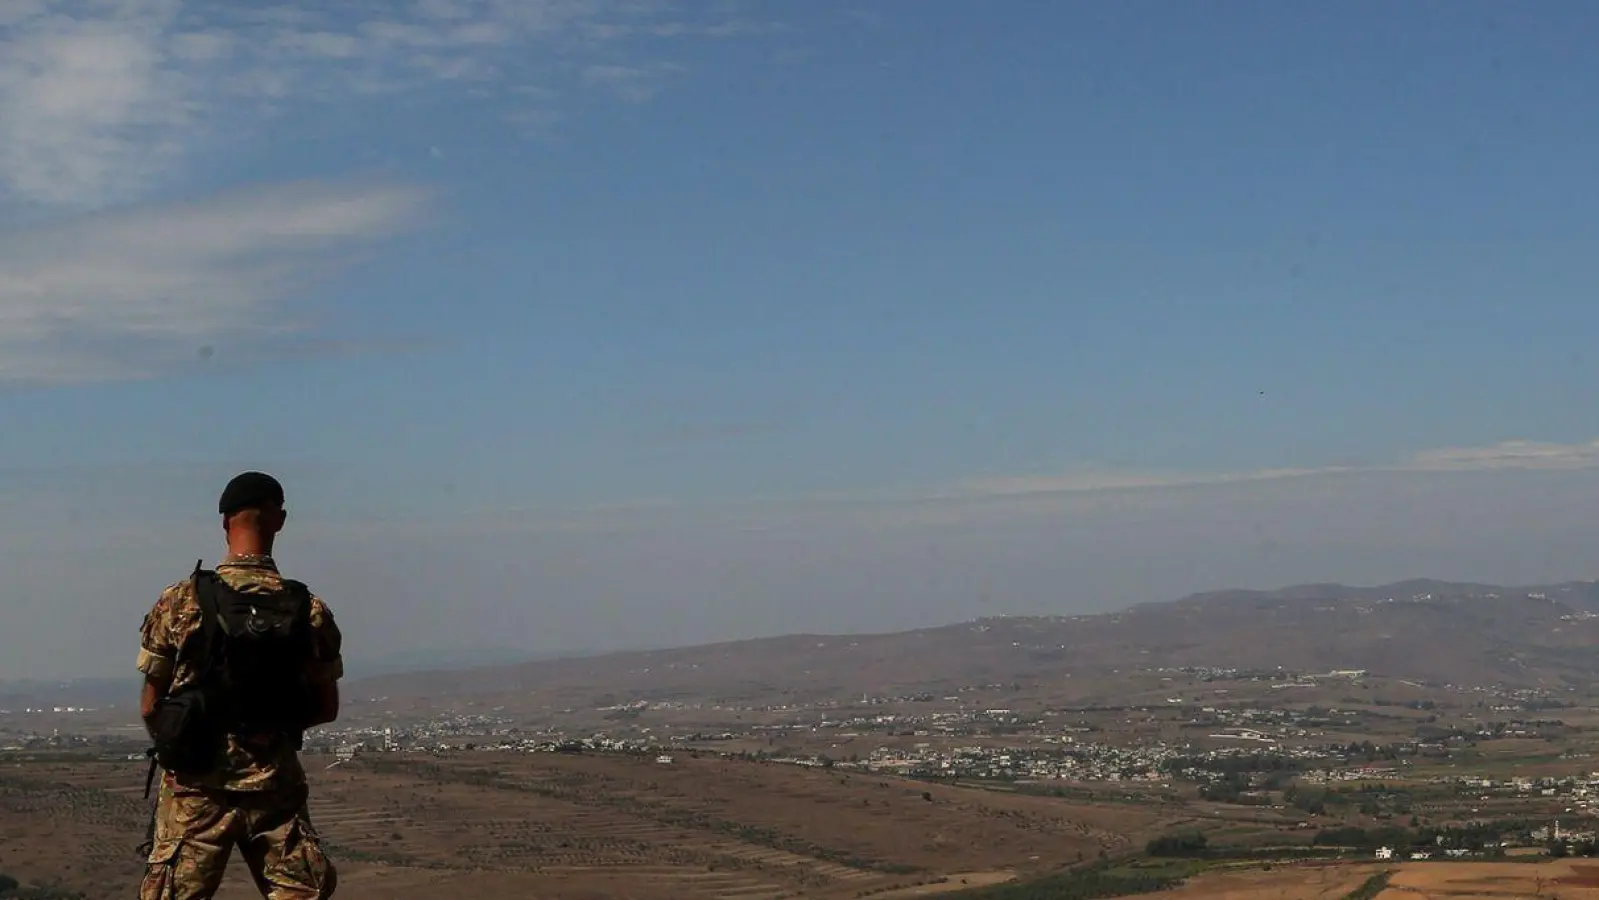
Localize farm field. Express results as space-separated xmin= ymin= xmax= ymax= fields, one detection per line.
xmin=1377 ymin=861 xmax=1599 ymax=898
xmin=1116 ymin=860 xmax=1599 ymax=899
xmin=0 ymin=751 xmax=1179 ymax=899
xmin=1116 ymin=863 xmax=1383 ymax=900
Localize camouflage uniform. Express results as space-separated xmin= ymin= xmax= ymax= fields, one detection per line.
xmin=136 ymin=554 xmax=343 ymax=900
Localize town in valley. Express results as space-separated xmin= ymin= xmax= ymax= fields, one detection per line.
xmin=10 ymin=581 xmax=1599 ymax=898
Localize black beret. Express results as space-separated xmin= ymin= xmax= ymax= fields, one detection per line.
xmin=219 ymin=471 xmax=285 ymax=516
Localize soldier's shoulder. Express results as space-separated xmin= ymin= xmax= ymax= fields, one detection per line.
xmin=297 ymin=584 xmax=342 ymax=664
xmin=307 ymin=593 xmax=338 ymax=630
xmin=151 ymin=576 xmax=198 ymax=613
xmin=143 ymin=575 xmax=202 ymax=640
xmin=285 ymin=579 xmax=337 ymax=623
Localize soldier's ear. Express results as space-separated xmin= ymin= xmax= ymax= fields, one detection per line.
xmin=276 ymin=508 xmax=288 ymax=532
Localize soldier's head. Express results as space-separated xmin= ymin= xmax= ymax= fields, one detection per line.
xmin=218 ymin=471 xmax=287 ymax=540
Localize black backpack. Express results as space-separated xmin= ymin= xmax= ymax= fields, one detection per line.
xmin=138 ymin=561 xmax=318 ymax=858
xmin=145 ymin=560 xmax=317 ymax=776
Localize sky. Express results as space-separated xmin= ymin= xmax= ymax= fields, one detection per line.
xmin=2 ymin=0 xmax=1599 ymax=680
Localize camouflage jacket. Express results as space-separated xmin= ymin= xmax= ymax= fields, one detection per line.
xmin=137 ymin=554 xmax=343 ymax=792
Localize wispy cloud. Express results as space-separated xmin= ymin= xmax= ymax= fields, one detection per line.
xmin=581 ymin=63 xmax=681 ymax=103
xmin=0 ymin=2 xmax=788 ymax=379
xmin=945 ymin=439 xmax=1599 ymax=500
xmin=408 ymin=437 xmax=1599 ymax=538
xmin=0 ymin=177 xmax=430 ymax=383
xmin=0 ymin=1 xmax=191 ymax=207
xmin=0 ymin=1 xmax=782 ymax=208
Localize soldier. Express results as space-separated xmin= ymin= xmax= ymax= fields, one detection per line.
xmin=136 ymin=471 xmax=344 ymax=899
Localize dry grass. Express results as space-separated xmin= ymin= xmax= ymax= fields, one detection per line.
xmin=1107 ymin=863 xmax=1379 ymax=900
xmin=1121 ymin=860 xmax=1599 ymax=899
xmin=0 ymin=751 xmax=1177 ymax=899
xmin=1381 ymin=860 xmax=1599 ymax=898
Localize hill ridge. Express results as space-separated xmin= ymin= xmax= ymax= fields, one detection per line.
xmin=347 ymin=577 xmax=1599 ymax=704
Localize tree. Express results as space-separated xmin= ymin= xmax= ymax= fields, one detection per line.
xmin=1146 ymin=831 xmax=1209 ymax=857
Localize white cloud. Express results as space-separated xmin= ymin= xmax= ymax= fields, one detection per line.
xmin=0 ymin=1 xmax=782 ymax=208
xmin=581 ymin=63 xmax=681 ymax=103
xmin=0 ymin=0 xmax=786 ymax=378
xmin=0 ymin=177 xmax=430 ymax=382
xmin=397 ymin=437 xmax=1599 ymax=539
xmin=1407 ymin=439 xmax=1599 ymax=471
xmin=0 ymin=2 xmax=191 ymax=207
xmin=946 ymin=439 xmax=1599 ymax=500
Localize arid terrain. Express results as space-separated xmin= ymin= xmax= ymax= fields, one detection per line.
xmin=1119 ymin=860 xmax=1599 ymax=899
xmin=9 ymin=578 xmax=1599 ymax=899
xmin=346 ymin=578 xmax=1599 ymax=717
xmin=0 ymin=750 xmax=1178 ymax=899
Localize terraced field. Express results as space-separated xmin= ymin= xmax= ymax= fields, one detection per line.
xmin=0 ymin=757 xmax=152 ymax=893
xmin=1117 ymin=859 xmax=1599 ymax=899
xmin=0 ymin=751 xmax=1173 ymax=899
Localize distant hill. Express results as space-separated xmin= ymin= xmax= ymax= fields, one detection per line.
xmin=334 ymin=578 xmax=1599 ymax=704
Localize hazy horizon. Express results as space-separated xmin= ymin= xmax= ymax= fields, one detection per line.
xmin=7 ymin=454 xmax=1599 ymax=681
xmin=4 ymin=2 xmax=1599 ymax=681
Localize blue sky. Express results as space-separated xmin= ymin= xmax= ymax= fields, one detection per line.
xmin=3 ymin=1 xmax=1599 ymax=679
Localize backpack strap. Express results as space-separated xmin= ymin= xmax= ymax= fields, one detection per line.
xmin=179 ymin=560 xmax=225 ymax=677
xmin=275 ymin=578 xmax=316 ymax=745
xmin=281 ymin=578 xmax=316 ymax=651
xmin=192 ymin=567 xmax=221 ymax=628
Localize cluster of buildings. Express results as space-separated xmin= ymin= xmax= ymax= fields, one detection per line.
xmin=308 ymin=711 xmax=1367 ymax=790
xmin=1429 ymin=772 xmax=1599 ymax=813
xmin=1373 ymin=846 xmax=1477 ymax=861
xmin=837 ymin=741 xmax=1178 ymax=782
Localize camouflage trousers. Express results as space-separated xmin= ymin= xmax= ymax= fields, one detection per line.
xmin=139 ymin=775 xmax=336 ymax=900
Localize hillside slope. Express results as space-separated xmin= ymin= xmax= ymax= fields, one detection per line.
xmin=350 ymin=579 xmax=1599 ymax=703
